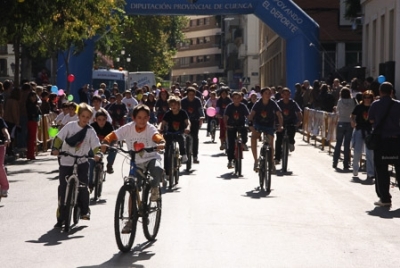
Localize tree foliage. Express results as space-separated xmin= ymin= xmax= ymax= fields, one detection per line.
xmin=96 ymin=15 xmax=188 ymax=78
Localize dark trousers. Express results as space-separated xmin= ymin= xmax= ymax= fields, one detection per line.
xmin=374 ymin=138 xmax=400 ymax=203
xmin=275 ymin=125 xmax=296 ymax=161
xmin=27 ymin=121 xmax=38 ymax=159
xmin=190 ymin=120 xmax=200 ymax=158
xmin=333 ymin=122 xmax=353 ymax=167
xmin=227 ymin=127 xmax=248 ymax=161
xmin=164 ymin=134 xmax=185 ymax=173
xmin=58 ymin=162 xmax=90 ymax=219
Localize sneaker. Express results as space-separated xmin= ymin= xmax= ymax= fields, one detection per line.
xmin=254 ymin=162 xmax=259 ymax=172
xmin=106 ymin=164 xmax=114 ymax=174
xmin=353 ymin=170 xmax=358 ymax=177
xmin=220 ymin=143 xmax=225 ymax=150
xmin=80 ymin=208 xmax=91 ymax=220
xmin=181 ymin=154 xmax=188 ymax=163
xmin=193 ymin=157 xmax=199 ymax=164
xmin=227 ymin=161 xmax=233 ymax=169
xmin=1 ymin=190 xmax=8 ymax=198
xmin=274 ymin=159 xmax=280 ymax=165
xmin=54 ymin=221 xmax=64 ymax=229
xmin=374 ymin=199 xmax=391 ymax=207
xmin=150 ymin=187 xmax=160 ymax=202
xmin=366 ymin=175 xmax=375 ymax=180
xmin=289 ymin=144 xmax=295 ymax=152
xmin=242 ymin=144 xmax=249 ymax=151
xmin=121 ymin=220 xmax=132 ymax=234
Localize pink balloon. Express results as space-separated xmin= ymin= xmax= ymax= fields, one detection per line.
xmin=212 ymin=77 xmax=218 ymax=83
xmin=58 ymin=89 xmax=65 ymax=96
xmin=206 ymin=107 xmax=216 ymax=117
xmin=202 ymin=90 xmax=209 ymax=97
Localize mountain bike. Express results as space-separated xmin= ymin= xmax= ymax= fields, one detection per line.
xmin=92 ymin=156 xmax=106 ymax=201
xmin=164 ymin=132 xmax=181 ymax=190
xmin=114 ymin=146 xmax=162 ymax=253
xmin=258 ymin=133 xmax=272 ymax=192
xmin=58 ymin=152 xmax=90 ymax=232
xmin=227 ymin=126 xmax=246 ymax=176
xmin=209 ymin=116 xmax=218 ymax=143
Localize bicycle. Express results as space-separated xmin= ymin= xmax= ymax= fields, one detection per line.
xmin=209 ymin=116 xmax=218 ymax=143
xmin=114 ymin=146 xmax=162 ymax=253
xmin=280 ymin=124 xmax=295 ymax=173
xmin=57 ymin=152 xmax=90 ymax=232
xmin=227 ymin=126 xmax=246 ymax=176
xmin=164 ymin=132 xmax=181 ymax=190
xmin=257 ymin=133 xmax=272 ymax=192
xmin=91 ymin=156 xmax=106 ymax=201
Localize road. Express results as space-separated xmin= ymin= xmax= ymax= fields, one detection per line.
xmin=1 ymin=127 xmax=400 ymax=268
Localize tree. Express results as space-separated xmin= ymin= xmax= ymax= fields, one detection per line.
xmin=96 ymin=15 xmax=188 ymax=78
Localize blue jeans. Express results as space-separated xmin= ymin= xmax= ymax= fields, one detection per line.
xmin=352 ymin=129 xmax=374 ymax=177
xmin=333 ymin=122 xmax=353 ymax=167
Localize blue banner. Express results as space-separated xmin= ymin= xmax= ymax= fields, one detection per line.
xmin=60 ymin=0 xmax=319 ymax=94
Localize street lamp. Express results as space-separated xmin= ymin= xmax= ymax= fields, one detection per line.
xmin=115 ymin=50 xmax=131 ymax=70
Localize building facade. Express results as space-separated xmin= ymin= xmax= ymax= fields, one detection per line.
xmin=362 ymin=0 xmax=399 ymax=87
xmin=171 ymin=15 xmax=224 ymax=86
xmin=259 ymin=0 xmax=362 ymax=89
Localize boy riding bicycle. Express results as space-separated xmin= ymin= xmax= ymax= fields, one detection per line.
xmin=274 ymin=87 xmax=303 ymax=164
xmin=248 ymin=87 xmax=283 ymax=173
xmin=52 ymin=103 xmax=102 ymax=228
xmin=101 ymin=104 xmax=165 ymax=202
xmin=224 ymin=92 xmax=250 ymax=169
xmin=159 ymin=96 xmax=191 ymax=171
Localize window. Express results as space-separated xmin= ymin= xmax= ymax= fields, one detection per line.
xmin=179 ymin=57 xmax=190 ymax=67
xmin=198 ymin=38 xmax=204 ymax=44
xmin=0 ymin=59 xmax=7 ymax=76
xmin=197 ymin=56 xmax=204 ymax=62
xmin=191 ymin=38 xmax=196 ymax=45
xmin=0 ymin=45 xmax=7 ymax=55
xmin=197 ymin=19 xmax=203 ymax=26
xmin=190 ymin=20 xmax=194 ymax=27
xmin=204 ymin=55 xmax=211 ymax=62
xmin=204 ymin=37 xmax=211 ymax=43
xmin=204 ymin=17 xmax=210 ymax=25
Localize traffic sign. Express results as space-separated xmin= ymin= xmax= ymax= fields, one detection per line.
xmin=242 ymin=77 xmax=250 ymax=85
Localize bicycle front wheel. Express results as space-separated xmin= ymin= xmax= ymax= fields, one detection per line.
xmin=114 ymin=186 xmax=138 ymax=253
xmin=142 ymin=184 xmax=162 ymax=241
xmin=264 ymin=148 xmax=272 ymax=192
xmin=174 ymin=149 xmax=180 ymax=184
xmin=235 ymin=142 xmax=242 ymax=176
xmin=168 ymin=146 xmax=174 ymax=190
xmin=282 ymin=138 xmax=289 ymax=172
xmin=210 ymin=120 xmax=216 ymax=142
xmin=64 ymin=180 xmax=75 ymax=232
xmin=93 ymin=164 xmax=103 ymax=201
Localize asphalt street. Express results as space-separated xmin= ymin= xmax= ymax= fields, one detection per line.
xmin=1 ymin=127 xmax=400 ymax=268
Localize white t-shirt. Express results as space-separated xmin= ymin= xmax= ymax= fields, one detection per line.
xmin=115 ymin=122 xmax=161 ymax=164
xmin=57 ymin=121 xmax=101 ymax=166
xmin=90 ymin=107 xmax=113 ymax=124
xmin=55 ymin=112 xmax=66 ymax=125
xmin=122 ymin=97 xmax=138 ymax=111
xmin=61 ymin=114 xmax=78 ymax=125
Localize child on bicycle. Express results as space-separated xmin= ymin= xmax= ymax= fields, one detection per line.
xmin=101 ymin=104 xmax=165 ymax=202
xmin=216 ymin=86 xmax=232 ymax=150
xmin=248 ymin=87 xmax=283 ymax=173
xmin=274 ymin=87 xmax=302 ymax=165
xmin=159 ymin=96 xmax=191 ymax=170
xmin=224 ymin=91 xmax=250 ymax=169
xmin=52 ymin=103 xmax=102 ymax=228
xmin=90 ymin=110 xmax=116 ymax=176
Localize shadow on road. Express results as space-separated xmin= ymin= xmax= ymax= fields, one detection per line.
xmin=217 ymin=172 xmax=245 ymax=180
xmin=350 ymin=176 xmax=375 ymax=186
xmin=243 ymin=189 xmax=274 ymax=199
xmin=25 ymin=226 xmax=87 ymax=246
xmin=7 ymin=169 xmax=34 ymax=176
xmin=78 ymin=240 xmax=156 ymax=268
xmin=90 ymin=199 xmax=107 ymax=205
xmin=366 ymin=207 xmax=400 ymax=219
xmin=211 ymin=153 xmax=226 ymax=157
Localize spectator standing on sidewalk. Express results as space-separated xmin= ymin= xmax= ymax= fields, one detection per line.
xmin=332 ymin=87 xmax=356 ymax=169
xmin=368 ymin=82 xmax=400 ymax=207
